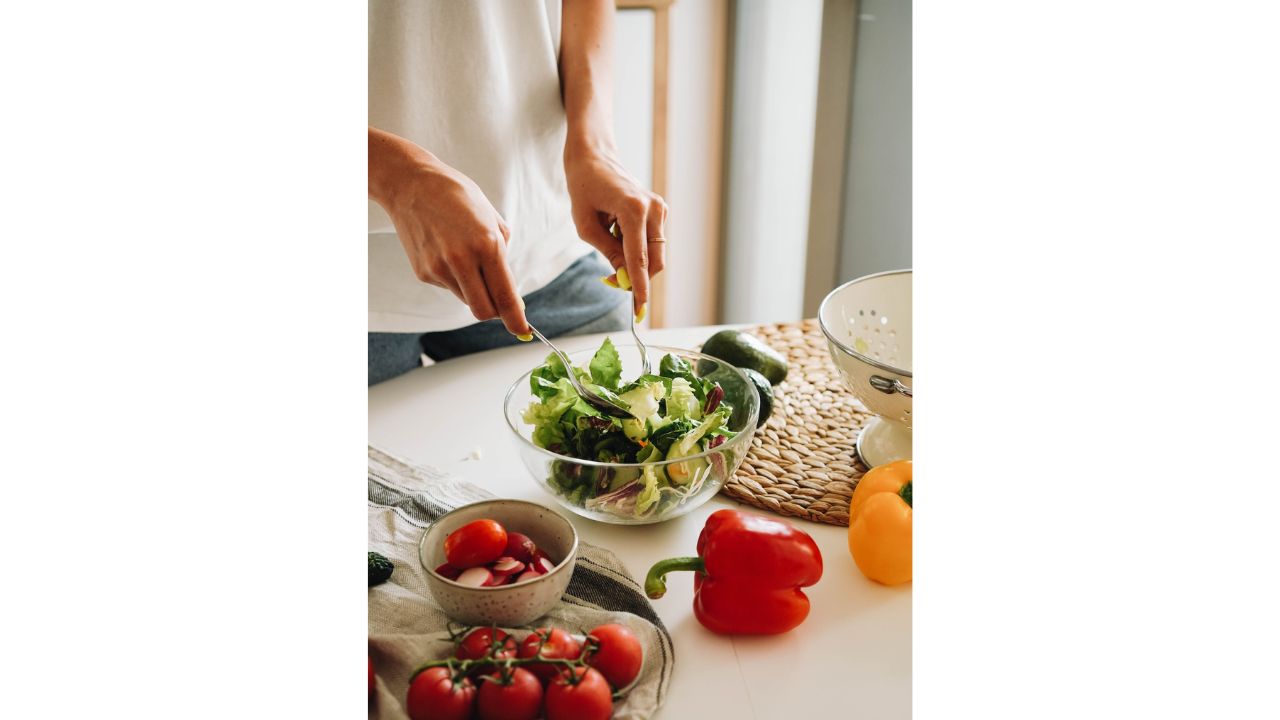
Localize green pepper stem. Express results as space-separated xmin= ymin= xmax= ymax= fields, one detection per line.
xmin=644 ymin=556 xmax=705 ymax=599
xmin=899 ymin=480 xmax=912 ymax=508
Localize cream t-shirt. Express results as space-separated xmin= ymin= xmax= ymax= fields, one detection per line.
xmin=369 ymin=0 xmax=587 ymax=333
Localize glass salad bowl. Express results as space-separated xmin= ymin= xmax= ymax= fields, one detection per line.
xmin=504 ymin=343 xmax=760 ymax=525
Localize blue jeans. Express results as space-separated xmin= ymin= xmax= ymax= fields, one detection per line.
xmin=369 ymin=253 xmax=629 ymax=385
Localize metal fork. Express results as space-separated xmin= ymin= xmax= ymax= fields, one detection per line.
xmin=609 ymin=222 xmax=652 ymax=376
xmin=629 ymin=301 xmax=651 ymax=376
xmin=528 ymin=326 xmax=632 ymax=419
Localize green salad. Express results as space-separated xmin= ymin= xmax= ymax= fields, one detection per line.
xmin=522 ymin=338 xmax=737 ymax=519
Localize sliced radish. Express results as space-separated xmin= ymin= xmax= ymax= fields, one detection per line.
xmin=434 ymin=563 xmax=462 ymax=581
xmin=482 ymin=572 xmax=509 ymax=587
xmin=456 ymin=567 xmax=492 ymax=587
xmin=512 ymin=570 xmax=541 ymax=584
xmin=536 ymin=556 xmax=557 ymax=574
xmin=491 ymin=556 xmax=525 ymax=574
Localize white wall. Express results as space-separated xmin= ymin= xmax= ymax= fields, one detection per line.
xmin=614 ymin=11 xmax=655 ymax=190
xmin=838 ymin=0 xmax=912 ymax=280
xmin=720 ymin=0 xmax=825 ymax=324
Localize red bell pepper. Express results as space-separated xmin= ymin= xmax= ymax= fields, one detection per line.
xmin=644 ymin=509 xmax=823 ymax=634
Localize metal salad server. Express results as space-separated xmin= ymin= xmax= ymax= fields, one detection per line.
xmin=527 ymin=326 xmax=632 ymax=419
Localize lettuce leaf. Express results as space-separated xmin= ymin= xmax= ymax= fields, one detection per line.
xmin=666 ymin=377 xmax=702 ymax=420
xmin=635 ymin=465 xmax=662 ymax=515
xmin=588 ymin=337 xmax=622 ymax=390
xmin=618 ymin=381 xmax=665 ymax=423
xmin=659 ymin=354 xmax=709 ymax=402
xmin=668 ymin=408 xmax=732 ymax=460
xmin=523 ymin=377 xmax=579 ymax=449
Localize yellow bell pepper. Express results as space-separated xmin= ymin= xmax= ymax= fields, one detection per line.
xmin=847 ymin=460 xmax=912 ymax=585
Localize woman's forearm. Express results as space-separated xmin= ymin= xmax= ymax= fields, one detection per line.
xmin=369 ymin=126 xmax=442 ymax=208
xmin=560 ymin=0 xmax=617 ymax=157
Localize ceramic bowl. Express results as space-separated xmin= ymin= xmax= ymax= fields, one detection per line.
xmin=417 ymin=499 xmax=578 ymax=626
xmin=818 ymin=269 xmax=913 ymax=467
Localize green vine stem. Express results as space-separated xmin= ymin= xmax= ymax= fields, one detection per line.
xmin=408 ymin=629 xmax=602 ymax=685
xmin=410 ymin=653 xmax=589 ymax=684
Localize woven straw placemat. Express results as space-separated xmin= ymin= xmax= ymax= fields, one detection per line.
xmin=715 ymin=319 xmax=873 ymax=526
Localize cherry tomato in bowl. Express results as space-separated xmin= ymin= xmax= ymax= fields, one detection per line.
xmin=444 ymin=519 xmax=509 ymax=569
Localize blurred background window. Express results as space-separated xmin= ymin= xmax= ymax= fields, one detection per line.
xmin=613 ymin=0 xmax=911 ymax=327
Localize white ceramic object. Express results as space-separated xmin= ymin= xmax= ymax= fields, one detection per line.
xmin=418 ymin=499 xmax=578 ymax=626
xmin=818 ymin=269 xmax=912 ymax=467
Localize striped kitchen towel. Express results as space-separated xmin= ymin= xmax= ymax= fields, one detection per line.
xmin=368 ymin=446 xmax=673 ymax=719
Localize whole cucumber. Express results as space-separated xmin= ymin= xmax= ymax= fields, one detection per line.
xmin=700 ymin=330 xmax=789 ymax=385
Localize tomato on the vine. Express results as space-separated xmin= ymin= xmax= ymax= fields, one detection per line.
xmin=476 ymin=667 xmax=543 ymax=720
xmin=444 ymin=519 xmax=509 ymax=568
xmin=517 ymin=627 xmax=583 ymax=683
xmin=406 ymin=667 xmax=477 ymax=720
xmin=544 ymin=666 xmax=613 ymax=720
xmin=455 ymin=626 xmax=517 ymax=679
xmin=585 ymin=623 xmax=643 ymax=690
xmin=456 ymin=627 xmax=518 ymax=662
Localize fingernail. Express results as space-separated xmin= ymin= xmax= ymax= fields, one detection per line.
xmin=516 ymin=333 xmax=533 ymax=342
xmin=600 ymin=275 xmax=620 ymax=289
xmin=634 ymin=303 xmax=647 ymax=324
xmin=518 ymin=296 xmax=526 ymax=310
xmin=616 ymin=267 xmax=633 ymax=291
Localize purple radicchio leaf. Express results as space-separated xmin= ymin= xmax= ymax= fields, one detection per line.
xmin=585 ymin=480 xmax=642 ymax=514
xmin=704 ymin=384 xmax=725 ymax=414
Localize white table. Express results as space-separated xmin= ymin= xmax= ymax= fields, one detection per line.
xmin=369 ymin=325 xmax=911 ymax=719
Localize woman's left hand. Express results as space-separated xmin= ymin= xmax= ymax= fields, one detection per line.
xmin=564 ymin=145 xmax=667 ymax=319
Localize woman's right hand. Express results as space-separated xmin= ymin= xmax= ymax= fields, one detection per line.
xmin=368 ymin=127 xmax=531 ymax=337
